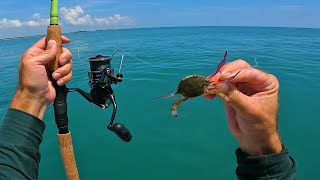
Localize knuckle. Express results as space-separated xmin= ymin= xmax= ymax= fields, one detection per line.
xmin=228 ymin=88 xmax=241 ymax=102
xmin=269 ymin=74 xmax=280 ymax=88
xmin=43 ymin=50 xmax=55 ymax=58
xmin=64 ymin=71 xmax=73 ymax=81
xmin=59 ymin=67 xmax=67 ymax=74
xmin=235 ymin=59 xmax=249 ymax=66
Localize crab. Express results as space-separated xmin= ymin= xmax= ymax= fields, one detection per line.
xmin=158 ymin=51 xmax=240 ymax=118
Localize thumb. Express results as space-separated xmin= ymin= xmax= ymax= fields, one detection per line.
xmin=216 ymin=82 xmax=253 ymax=113
xmin=30 ymin=40 xmax=57 ymax=65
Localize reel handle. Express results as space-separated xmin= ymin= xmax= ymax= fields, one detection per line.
xmin=108 ymin=123 xmax=132 ymax=142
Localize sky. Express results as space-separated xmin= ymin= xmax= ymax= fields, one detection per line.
xmin=0 ymin=0 xmax=319 ymax=38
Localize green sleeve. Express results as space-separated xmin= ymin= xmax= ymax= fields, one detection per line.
xmin=0 ymin=108 xmax=45 ymax=180
xmin=235 ymin=145 xmax=296 ymax=180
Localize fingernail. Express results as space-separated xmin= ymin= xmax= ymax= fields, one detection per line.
xmin=57 ymin=79 xmax=64 ymax=86
xmin=52 ymin=72 xmax=61 ymax=79
xmin=61 ymin=58 xmax=67 ymax=64
xmin=47 ymin=40 xmax=56 ymax=48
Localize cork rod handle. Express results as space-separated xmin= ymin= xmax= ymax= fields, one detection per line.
xmin=57 ymin=132 xmax=80 ymax=180
xmin=47 ymin=25 xmax=63 ymax=71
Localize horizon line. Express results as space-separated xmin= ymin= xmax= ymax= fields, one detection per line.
xmin=1 ymin=25 xmax=319 ymax=40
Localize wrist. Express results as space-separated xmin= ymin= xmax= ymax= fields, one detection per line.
xmin=10 ymin=89 xmax=48 ymax=120
xmin=239 ymin=132 xmax=282 ymax=156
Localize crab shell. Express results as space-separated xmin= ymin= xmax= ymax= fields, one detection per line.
xmin=176 ymin=75 xmax=211 ymax=98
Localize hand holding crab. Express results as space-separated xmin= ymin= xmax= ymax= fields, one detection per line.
xmin=158 ymin=52 xmax=239 ymax=118
xmin=212 ymin=60 xmax=282 ymax=156
xmin=159 ymin=53 xmax=282 ymax=156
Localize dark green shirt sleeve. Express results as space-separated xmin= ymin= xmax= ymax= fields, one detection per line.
xmin=235 ymin=146 xmax=296 ymax=180
xmin=0 ymin=108 xmax=45 ymax=180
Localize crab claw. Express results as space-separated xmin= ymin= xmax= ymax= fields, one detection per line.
xmin=207 ymin=51 xmax=228 ymax=80
xmin=171 ymin=96 xmax=188 ymax=118
xmin=172 ymin=108 xmax=178 ymax=118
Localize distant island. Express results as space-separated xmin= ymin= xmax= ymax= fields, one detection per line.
xmin=0 ymin=29 xmax=113 ymax=40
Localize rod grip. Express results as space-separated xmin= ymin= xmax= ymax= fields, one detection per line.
xmin=47 ymin=25 xmax=62 ymax=71
xmin=58 ymin=132 xmax=80 ymax=180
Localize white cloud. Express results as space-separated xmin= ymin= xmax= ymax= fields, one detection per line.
xmin=60 ymin=6 xmax=91 ymax=25
xmin=95 ymin=14 xmax=130 ymax=26
xmin=0 ymin=5 xmax=133 ymax=29
xmin=60 ymin=5 xmax=132 ymax=27
xmin=0 ymin=13 xmax=48 ymax=28
xmin=77 ymin=14 xmax=94 ymax=25
xmin=23 ymin=13 xmax=49 ymax=27
xmin=0 ymin=19 xmax=22 ymax=28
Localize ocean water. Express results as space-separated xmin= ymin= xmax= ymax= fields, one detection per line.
xmin=0 ymin=26 xmax=319 ymax=179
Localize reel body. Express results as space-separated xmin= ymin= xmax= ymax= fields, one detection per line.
xmin=68 ymin=54 xmax=131 ymax=142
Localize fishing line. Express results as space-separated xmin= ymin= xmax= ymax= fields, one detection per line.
xmin=72 ymin=0 xmax=170 ymax=70
xmin=111 ymin=50 xmax=124 ymax=74
xmin=253 ymin=57 xmax=259 ymax=67
xmin=91 ymin=26 xmax=170 ymax=69
xmin=77 ymin=49 xmax=82 ymax=63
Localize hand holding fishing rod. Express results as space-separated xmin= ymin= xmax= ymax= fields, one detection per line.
xmin=1 ymin=27 xmax=73 ymax=180
xmin=47 ymin=0 xmax=131 ymax=179
xmin=10 ymin=37 xmax=72 ymax=119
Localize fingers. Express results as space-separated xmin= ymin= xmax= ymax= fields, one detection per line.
xmin=207 ymin=60 xmax=252 ymax=101
xmin=61 ymin=36 xmax=70 ymax=44
xmin=213 ymin=61 xmax=253 ymax=109
xmin=56 ymin=71 xmax=73 ymax=86
xmin=59 ymin=47 xmax=72 ymax=65
xmin=227 ymin=69 xmax=278 ymax=93
xmin=215 ymin=61 xmax=271 ymax=111
xmin=219 ymin=59 xmax=252 ymax=75
xmin=218 ymin=59 xmax=276 ymax=91
xmin=28 ymin=40 xmax=57 ymax=65
xmin=52 ymin=64 xmax=72 ymax=85
xmin=207 ymin=59 xmax=252 ymax=83
xmin=52 ymin=47 xmax=73 ymax=85
xmin=22 ymin=36 xmax=70 ymax=59
xmin=216 ymin=82 xmax=253 ymax=113
xmin=215 ymin=61 xmax=278 ymax=112
xmin=29 ymin=36 xmax=70 ymax=50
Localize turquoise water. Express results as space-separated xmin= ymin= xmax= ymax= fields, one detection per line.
xmin=0 ymin=26 xmax=320 ymax=179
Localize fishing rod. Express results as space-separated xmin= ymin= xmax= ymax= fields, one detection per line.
xmin=47 ymin=0 xmax=132 ymax=179
xmin=47 ymin=0 xmax=79 ymax=179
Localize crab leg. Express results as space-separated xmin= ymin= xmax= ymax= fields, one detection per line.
xmin=171 ymin=96 xmax=188 ymax=118
xmin=205 ymin=86 xmax=230 ymax=103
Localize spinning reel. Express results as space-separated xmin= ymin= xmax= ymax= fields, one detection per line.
xmin=68 ymin=54 xmax=132 ymax=142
